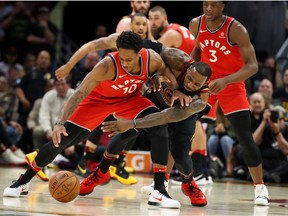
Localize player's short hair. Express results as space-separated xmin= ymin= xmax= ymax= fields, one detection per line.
xmin=116 ymin=31 xmax=143 ymax=53
xmin=189 ymin=62 xmax=212 ymax=80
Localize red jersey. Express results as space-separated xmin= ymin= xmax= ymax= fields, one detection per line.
xmin=166 ymin=23 xmax=195 ymax=55
xmin=83 ymin=48 xmax=150 ymax=102
xmin=68 ymin=48 xmax=155 ymax=131
xmin=196 ymin=15 xmax=245 ymax=79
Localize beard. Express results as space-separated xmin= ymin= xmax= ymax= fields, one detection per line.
xmin=151 ymin=25 xmax=165 ymax=40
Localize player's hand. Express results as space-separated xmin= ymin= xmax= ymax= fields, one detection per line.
xmin=208 ymin=78 xmax=228 ymax=94
xmin=101 ymin=112 xmax=134 ymax=137
xmin=170 ymin=89 xmax=192 ymax=107
xmin=52 ymin=125 xmax=68 ymax=147
xmin=55 ymin=64 xmax=72 ymax=80
xmin=147 ymin=74 xmax=171 ymax=93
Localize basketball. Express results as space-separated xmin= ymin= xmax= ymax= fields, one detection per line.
xmin=49 ymin=170 xmax=80 ymax=203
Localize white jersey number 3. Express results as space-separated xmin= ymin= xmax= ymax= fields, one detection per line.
xmin=209 ymin=50 xmax=217 ymax=63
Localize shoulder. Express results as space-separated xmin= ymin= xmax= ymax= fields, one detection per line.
xmin=147 ymin=49 xmax=161 ymax=60
xmin=43 ymin=89 xmax=57 ymax=98
xmin=116 ymin=16 xmax=131 ymax=33
xmin=189 ymin=16 xmax=201 ymax=36
xmin=90 ymin=56 xmax=116 ymax=81
xmin=229 ymin=19 xmax=250 ymax=44
xmin=165 ymin=28 xmax=182 ymax=38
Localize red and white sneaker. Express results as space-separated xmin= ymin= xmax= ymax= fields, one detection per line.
xmin=79 ymin=167 xmax=110 ymax=196
xmin=148 ymin=189 xmax=180 ymax=209
xmin=3 ymin=174 xmax=30 ymax=197
xmin=181 ymin=180 xmax=207 ymax=206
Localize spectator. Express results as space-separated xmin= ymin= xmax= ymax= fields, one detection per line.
xmin=26 ymin=6 xmax=57 ymax=72
xmin=94 ymin=24 xmax=108 ymax=59
xmin=1 ymin=1 xmax=34 ymax=62
xmin=273 ymin=68 xmax=288 ymax=120
xmin=71 ymin=52 xmax=100 ymax=89
xmin=15 ymin=50 xmax=53 ymax=153
xmin=22 ymin=52 xmax=36 ymax=77
xmin=0 ymin=46 xmax=23 ymax=76
xmin=207 ymin=103 xmax=237 ymax=177
xmin=257 ymin=79 xmax=279 ymax=108
xmin=0 ymin=120 xmax=25 ymax=165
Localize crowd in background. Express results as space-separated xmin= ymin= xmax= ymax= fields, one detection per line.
xmin=0 ymin=1 xmax=288 ymax=185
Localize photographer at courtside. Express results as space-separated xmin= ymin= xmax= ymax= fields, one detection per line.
xmin=234 ymin=92 xmax=288 ymax=183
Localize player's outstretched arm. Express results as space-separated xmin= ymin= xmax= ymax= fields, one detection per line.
xmin=55 ymin=33 xmax=119 ymax=80
xmin=102 ymin=95 xmax=206 ymax=137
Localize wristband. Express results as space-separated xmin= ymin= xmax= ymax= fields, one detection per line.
xmin=54 ymin=121 xmax=65 ymax=126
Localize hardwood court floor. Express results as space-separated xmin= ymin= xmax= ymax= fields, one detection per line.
xmin=0 ymin=166 xmax=288 ymax=216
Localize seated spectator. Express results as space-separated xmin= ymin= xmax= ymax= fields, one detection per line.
xmin=15 ymin=50 xmax=53 ymax=152
xmin=22 ymin=52 xmax=36 ymax=77
xmin=0 ymin=74 xmax=25 ymax=159
xmin=70 ymin=51 xmax=100 ymax=89
xmin=27 ymin=98 xmax=43 ymax=151
xmin=257 ymin=78 xmax=280 ymax=108
xmin=267 ymin=106 xmax=288 ymax=183
xmin=273 ymin=68 xmax=288 ymax=120
xmin=27 ymin=77 xmax=82 ymax=170
xmin=0 ymin=119 xmax=25 ymax=165
xmin=207 ymin=103 xmax=237 ymax=177
xmin=0 ymin=46 xmax=23 ymax=76
xmin=235 ymin=92 xmax=288 ymax=183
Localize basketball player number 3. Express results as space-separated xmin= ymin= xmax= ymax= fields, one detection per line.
xmin=209 ymin=50 xmax=217 ymax=63
xmin=123 ymin=84 xmax=138 ymax=94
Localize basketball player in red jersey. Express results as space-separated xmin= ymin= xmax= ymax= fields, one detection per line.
xmin=189 ymin=1 xmax=269 ymax=206
xmin=148 ymin=5 xmax=210 ymax=187
xmin=3 ymin=31 xmax=182 ymax=209
xmin=116 ymin=0 xmax=151 ymax=33
xmin=148 ymin=5 xmax=194 ymax=54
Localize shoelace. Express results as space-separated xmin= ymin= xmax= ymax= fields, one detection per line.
xmin=82 ymin=171 xmax=100 ymax=187
xmin=187 ymin=183 xmax=203 ymax=198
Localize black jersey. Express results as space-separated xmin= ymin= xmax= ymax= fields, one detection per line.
xmin=143 ymin=39 xmax=163 ymax=54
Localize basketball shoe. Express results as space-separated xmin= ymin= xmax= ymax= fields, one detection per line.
xmin=109 ymin=162 xmax=137 ymax=185
xmin=148 ymin=189 xmax=181 ymax=209
xmin=254 ymin=184 xmax=269 ymax=206
xmin=74 ymin=158 xmax=98 ymax=178
xmin=25 ymin=150 xmax=49 ymax=181
xmin=3 ymin=174 xmax=30 ymax=197
xmin=141 ymin=173 xmax=169 ymax=195
xmin=0 ymin=149 xmax=26 ymax=165
xmin=171 ymin=174 xmax=207 ymax=186
xmin=181 ymin=179 xmax=207 ymax=206
xmin=79 ymin=167 xmax=110 ymax=196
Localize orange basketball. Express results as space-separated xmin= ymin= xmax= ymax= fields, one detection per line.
xmin=49 ymin=170 xmax=80 ymax=203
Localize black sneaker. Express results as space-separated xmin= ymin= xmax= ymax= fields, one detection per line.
xmin=74 ymin=158 xmax=91 ymax=178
